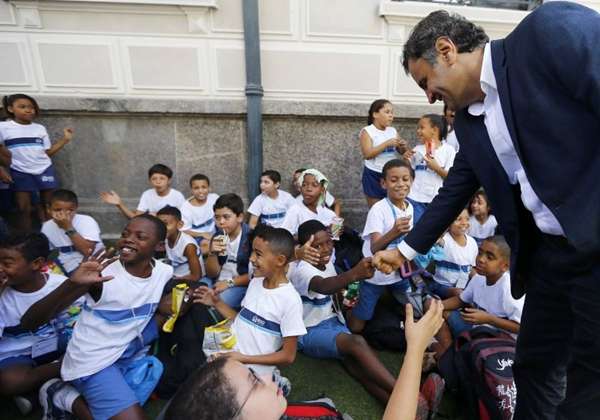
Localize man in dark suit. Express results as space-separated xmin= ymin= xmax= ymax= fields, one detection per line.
xmin=372 ymin=2 xmax=600 ymax=418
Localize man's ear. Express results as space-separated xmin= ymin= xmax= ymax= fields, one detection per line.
xmin=435 ymin=36 xmax=458 ymax=65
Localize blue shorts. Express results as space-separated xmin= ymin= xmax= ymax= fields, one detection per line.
xmin=70 ymin=320 xmax=159 ymax=420
xmin=361 ymin=166 xmax=387 ymax=199
xmin=10 ymin=165 xmax=58 ymax=192
xmin=298 ymin=317 xmax=350 ymax=360
xmin=352 ymin=280 xmax=409 ymax=321
xmin=219 ymin=286 xmax=247 ymax=310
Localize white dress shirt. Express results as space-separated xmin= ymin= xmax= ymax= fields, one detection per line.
xmin=399 ymin=43 xmax=564 ymax=260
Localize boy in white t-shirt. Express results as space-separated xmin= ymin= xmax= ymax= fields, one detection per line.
xmin=282 ymin=169 xmax=337 ymax=237
xmin=427 ymin=208 xmax=478 ymax=299
xmin=194 ymin=226 xmax=306 ymax=377
xmin=180 ymin=173 xmax=219 ymax=255
xmin=291 ymin=220 xmax=403 ymax=404
xmin=41 ymin=189 xmax=104 ymax=276
xmin=292 ymin=168 xmax=341 ymax=216
xmin=248 ymin=170 xmax=296 ymax=229
xmin=23 ymin=215 xmax=177 ymax=420
xmin=100 ymin=163 xmax=185 ymax=218
xmin=431 ymin=236 xmax=524 ymax=359
xmin=348 ymin=159 xmax=415 ymax=333
xmin=157 ymin=205 xmax=205 ymax=285
xmin=205 ymin=194 xmax=252 ymax=309
xmin=0 ymin=233 xmax=84 ymax=417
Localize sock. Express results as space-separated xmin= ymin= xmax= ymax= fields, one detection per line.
xmin=52 ymin=383 xmax=80 ymax=413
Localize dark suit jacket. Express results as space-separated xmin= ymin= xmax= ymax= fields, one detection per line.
xmin=403 ymin=2 xmax=600 ymax=298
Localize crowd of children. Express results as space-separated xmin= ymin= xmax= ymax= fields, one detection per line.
xmin=0 ymin=94 xmax=525 ymax=420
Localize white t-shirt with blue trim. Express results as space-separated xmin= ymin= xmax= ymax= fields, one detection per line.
xmin=433 ymin=232 xmax=478 ymax=288
xmin=362 ymin=124 xmax=399 ymax=173
xmin=289 ymin=260 xmax=337 ymax=328
xmin=180 ymin=193 xmax=219 ymax=234
xmin=468 ymin=215 xmax=498 ymax=244
xmin=281 ymin=202 xmax=336 ymax=236
xmin=248 ymin=190 xmax=296 ymax=228
xmin=408 ymin=143 xmax=456 ymax=203
xmin=61 ymin=260 xmax=173 ymax=381
xmin=165 ymin=231 xmax=204 ymax=277
xmin=136 ymin=188 xmax=186 ymax=214
xmin=0 ymin=120 xmax=52 ymax=174
xmin=232 ymin=278 xmax=306 ymax=374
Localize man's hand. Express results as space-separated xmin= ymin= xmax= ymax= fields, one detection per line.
xmin=62 ymin=128 xmax=74 ymax=144
xmin=372 ymin=248 xmax=406 ymax=274
xmin=52 ymin=210 xmax=75 ymax=230
xmin=192 ymin=285 xmax=220 ymax=306
xmin=404 ymin=300 xmax=444 ymax=353
xmin=295 ymin=235 xmax=320 ymax=266
xmin=70 ymin=249 xmax=118 ymax=285
xmin=460 ymin=308 xmax=491 ymax=325
xmin=99 ymin=191 xmax=122 ymax=206
xmin=351 ymin=257 xmax=375 ymax=280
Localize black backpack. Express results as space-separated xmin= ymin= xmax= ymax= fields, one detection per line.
xmin=438 ymin=326 xmax=517 ymax=420
xmin=333 ymin=227 xmax=364 ymax=273
xmin=361 ymin=302 xmax=407 ymax=352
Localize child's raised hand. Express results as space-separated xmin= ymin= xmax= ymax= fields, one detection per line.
xmin=192 ymin=285 xmax=219 ymax=306
xmin=100 ymin=191 xmax=122 ymax=206
xmin=460 ymin=307 xmax=491 ymax=325
xmin=352 ymin=257 xmax=375 ymax=280
xmin=210 ymin=237 xmax=226 ymax=255
xmin=296 ymin=235 xmax=320 ymax=266
xmin=70 ymin=248 xmax=118 ymax=286
xmin=404 ymin=300 xmax=444 ymax=353
xmin=52 ymin=210 xmax=75 ymax=230
xmin=423 ymin=154 xmax=442 ymax=172
xmin=62 ymin=128 xmax=74 ymax=143
xmin=394 ymin=137 xmax=409 ymax=154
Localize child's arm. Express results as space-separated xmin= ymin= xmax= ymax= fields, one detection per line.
xmin=382 ymin=301 xmax=444 ymax=420
xmin=20 ymin=255 xmax=116 ymax=330
xmin=173 ymin=244 xmax=203 ymax=283
xmin=359 ymin=130 xmax=403 ymax=160
xmin=331 ymin=198 xmax=342 ymax=217
xmin=442 ymin=296 xmax=464 ymax=311
xmin=460 ymin=309 xmax=520 ymax=334
xmin=308 ymin=257 xmax=374 ymax=295
xmin=369 ymin=217 xmax=411 ymax=254
xmin=248 ymin=214 xmax=259 ymax=230
xmin=99 ymin=191 xmax=140 ymax=219
xmin=225 ymin=336 xmax=299 ymax=367
xmin=0 ymin=144 xmax=11 ymax=167
xmin=46 ymin=128 xmax=73 ymax=157
xmin=214 ymin=273 xmax=249 ymax=295
xmin=192 ymin=285 xmax=238 ymax=320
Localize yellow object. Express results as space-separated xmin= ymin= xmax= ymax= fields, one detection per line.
xmin=203 ymin=318 xmax=236 ymax=356
xmin=162 ymin=283 xmax=189 ymax=333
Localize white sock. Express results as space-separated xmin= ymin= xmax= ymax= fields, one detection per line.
xmin=52 ymin=383 xmax=80 ymax=413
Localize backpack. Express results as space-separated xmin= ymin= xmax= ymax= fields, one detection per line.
xmin=282 ymin=398 xmax=350 ymax=420
xmin=333 ymin=227 xmax=364 ymax=273
xmin=438 ymin=326 xmax=517 ymax=420
xmin=362 ymin=301 xmax=407 ymax=352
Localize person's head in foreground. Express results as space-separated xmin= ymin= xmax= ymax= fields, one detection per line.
xmin=165 ymin=357 xmax=287 ymax=420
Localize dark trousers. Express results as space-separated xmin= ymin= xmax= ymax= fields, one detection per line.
xmin=514 ymin=233 xmax=600 ymax=419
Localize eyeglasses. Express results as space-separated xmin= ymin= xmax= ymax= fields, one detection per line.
xmin=231 ymin=367 xmax=270 ymax=419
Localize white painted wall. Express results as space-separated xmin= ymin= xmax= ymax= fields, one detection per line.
xmin=0 ymin=0 xmax=597 ymax=106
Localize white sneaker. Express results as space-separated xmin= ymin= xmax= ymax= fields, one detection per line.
xmin=39 ymin=379 xmax=73 ymax=420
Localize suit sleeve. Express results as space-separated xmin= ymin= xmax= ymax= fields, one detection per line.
xmin=403 ymin=148 xmax=480 ymax=254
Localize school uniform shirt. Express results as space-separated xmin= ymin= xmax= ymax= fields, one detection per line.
xmin=281 ymin=202 xmax=336 ymax=236
xmin=41 ymin=214 xmax=104 ymax=274
xmin=218 ymin=230 xmax=242 ymax=281
xmin=408 ymin=143 xmax=456 ymax=203
xmin=0 ymin=273 xmax=82 ymax=362
xmin=295 ymin=190 xmax=336 ymax=208
xmin=433 ymin=232 xmax=478 ymax=289
xmin=248 ymin=190 xmax=296 ymax=228
xmin=362 ymin=124 xmax=400 ymax=173
xmin=362 ymin=198 xmax=413 ymax=286
xmin=445 ymin=130 xmax=460 ymax=152
xmin=180 ymin=193 xmax=219 ymax=234
xmin=136 ymin=188 xmax=186 ymax=214
xmin=468 ymin=214 xmax=498 ymax=244
xmin=61 ymin=260 xmax=173 ymax=381
xmin=460 ymin=272 xmax=524 ymax=335
xmin=165 ymin=231 xmax=204 ymax=277
xmin=0 ymin=120 xmax=52 ymax=174
xmin=289 ymin=260 xmax=337 ymax=328
xmin=232 ymin=277 xmax=306 ymax=374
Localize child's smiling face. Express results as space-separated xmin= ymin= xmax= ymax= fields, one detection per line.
xmin=382 ymin=166 xmax=413 ymax=203
xmin=0 ymin=248 xmax=40 ymax=288
xmin=117 ymin=217 xmax=163 ymax=264
xmin=449 ymin=209 xmax=470 ymax=238
xmin=249 ymin=236 xmax=281 ymax=279
xmin=190 ymin=179 xmax=210 ymax=202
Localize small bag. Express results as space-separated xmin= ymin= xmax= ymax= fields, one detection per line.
xmin=202 ymin=318 xmax=237 ymax=356
xmin=282 ymin=398 xmax=348 ymax=420
xmin=123 ymin=355 xmax=164 ymax=405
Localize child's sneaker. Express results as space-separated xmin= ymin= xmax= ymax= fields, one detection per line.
xmin=13 ymin=395 xmax=33 ymax=415
xmin=272 ymin=369 xmax=292 ymax=397
xmin=420 ymin=372 xmax=445 ymax=420
xmin=39 ymin=378 xmax=75 ymax=420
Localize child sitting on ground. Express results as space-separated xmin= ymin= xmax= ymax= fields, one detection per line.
xmin=100 ymin=163 xmax=185 ymax=218
xmin=41 ymin=189 xmax=104 ymax=276
xmin=292 ymin=168 xmax=341 ymax=216
xmin=194 ymin=226 xmax=306 ymax=379
xmin=205 ymin=193 xmax=251 ymax=309
xmin=180 ymin=173 xmax=219 ymax=254
xmin=348 ymin=159 xmax=414 ymax=333
xmin=22 ymin=215 xmax=176 ymax=420
xmin=248 ymin=170 xmax=296 ymax=229
xmin=0 ymin=233 xmax=83 ymax=416
xmin=282 ymin=169 xmax=337 ymax=237
xmin=427 ymin=208 xmax=478 ymax=299
xmin=291 ymin=220 xmax=402 ymax=404
xmin=157 ymin=206 xmax=205 ymax=285
xmin=468 ymin=190 xmax=498 ymax=246
xmin=431 ymin=235 xmax=524 ymax=359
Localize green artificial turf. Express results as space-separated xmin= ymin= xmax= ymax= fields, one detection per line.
xmin=1 ymin=351 xmax=465 ymax=420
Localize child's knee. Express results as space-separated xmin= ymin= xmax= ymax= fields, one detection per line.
xmin=338 ymin=333 xmax=369 ymax=355
xmin=0 ymin=366 xmax=30 ymax=396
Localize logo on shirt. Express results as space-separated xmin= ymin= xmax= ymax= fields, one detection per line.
xmin=251 ymin=315 xmax=266 ymax=327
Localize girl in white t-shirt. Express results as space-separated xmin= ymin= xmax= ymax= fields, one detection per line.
xmin=406 ymin=114 xmax=456 ymax=221
xmin=0 ymin=94 xmax=73 ymax=231
xmin=468 ymin=190 xmax=498 ymax=245
xmin=359 ymin=99 xmax=408 ymax=208
xmin=248 ymin=170 xmax=296 ymax=229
